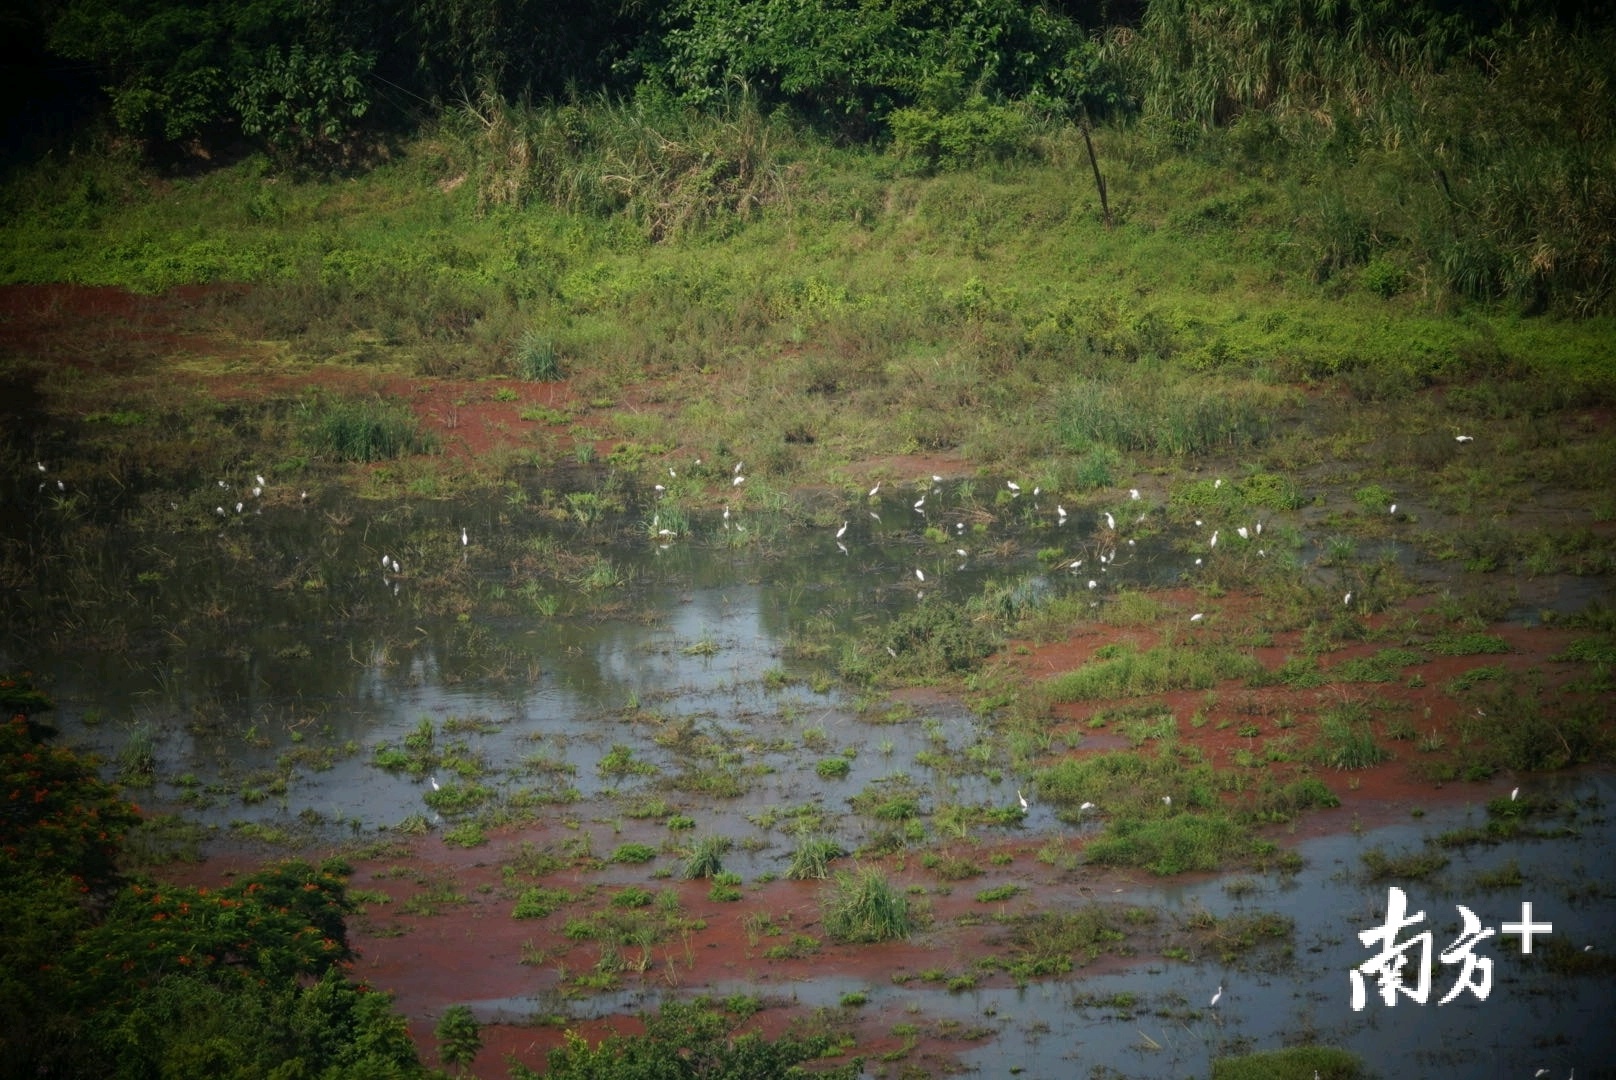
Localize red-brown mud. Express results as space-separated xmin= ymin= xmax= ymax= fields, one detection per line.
xmin=9 ymin=285 xmax=1610 ymax=1076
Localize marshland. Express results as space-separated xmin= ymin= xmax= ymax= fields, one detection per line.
xmin=3 ymin=2 xmax=1615 ymax=1078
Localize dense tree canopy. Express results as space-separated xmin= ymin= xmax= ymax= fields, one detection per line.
xmin=24 ymin=0 xmax=1605 ymax=163
xmin=0 ymin=674 xmax=427 ymax=1078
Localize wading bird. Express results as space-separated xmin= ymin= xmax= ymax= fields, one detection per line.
xmin=1209 ymin=985 xmax=1222 ymax=1007
xmin=868 ymin=482 xmax=881 ymax=498
xmin=1017 ymin=790 xmax=1028 ymax=814
xmin=429 ymin=776 xmax=440 ymax=791
xmin=1190 ymin=613 xmax=1204 ymax=622
xmin=835 ymin=521 xmax=847 ymax=539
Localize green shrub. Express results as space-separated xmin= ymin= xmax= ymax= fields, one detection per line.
xmin=890 ymin=98 xmax=1038 ymax=172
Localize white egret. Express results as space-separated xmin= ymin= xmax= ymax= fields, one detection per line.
xmin=668 ymin=467 xmax=676 ymax=478
xmin=723 ymin=504 xmax=730 ymax=521
xmin=1255 ymin=521 xmax=1262 ymax=535
xmin=1104 ymin=511 xmax=1115 ymax=530
xmin=733 ymin=460 xmax=744 ymax=474
xmin=215 ymin=506 xmax=226 ymax=516
xmin=1006 ymin=481 xmax=1020 ymax=494
xmin=868 ymin=482 xmax=881 ymax=497
xmin=58 ymin=480 xmax=66 ymax=492
xmin=1162 ymin=795 xmax=1172 ymax=807
xmin=837 ymin=542 xmax=848 ymax=555
xmin=654 ymin=483 xmax=665 ymax=494
xmin=915 ymin=568 xmax=925 ymax=582
xmin=235 ymin=501 xmax=243 ymax=513
xmin=218 ymin=479 xmax=227 ymax=489
xmin=732 ymin=474 xmax=745 ymax=486
xmin=1388 ymin=503 xmax=1397 ymax=515
xmin=954 ymin=548 xmax=967 ymax=557
xmin=1510 ymin=787 xmax=1519 ymax=801
xmin=1237 ymin=526 xmax=1248 ymax=540
xmin=1190 ymin=613 xmax=1204 ymax=622
xmin=1129 ymin=488 xmax=1140 ymax=500
xmin=462 ymin=527 xmax=469 ymax=546
xmin=391 ymin=557 xmax=401 ymax=574
xmin=382 ymin=554 xmax=391 ymax=571
xmin=1087 ymin=579 xmax=1097 ymax=589
xmin=1344 ymin=591 xmax=1353 ymax=606
xmin=1209 ymin=530 xmax=1219 ymax=549
xmin=1057 ymin=505 xmax=1067 ymax=521
xmin=836 ymin=521 xmax=848 ymax=539
xmin=1079 ymin=801 xmax=1095 ymax=812
xmin=1017 ymin=790 xmax=1029 ymax=814
xmin=37 ymin=462 xmax=46 ymax=472
xmin=1209 ymin=985 xmax=1222 ymax=1007
xmin=429 ymin=776 xmax=440 ymax=791
xmin=1033 ymin=486 xmax=1041 ymax=497
xmin=1456 ymin=434 xmax=1474 ymax=443
xmin=1214 ymin=478 xmax=1223 ymax=489
xmin=251 ymin=486 xmax=262 ymax=498
xmin=913 ymin=496 xmax=925 ymax=510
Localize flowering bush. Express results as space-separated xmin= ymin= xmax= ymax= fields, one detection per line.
xmin=0 ymin=673 xmax=424 ymax=1076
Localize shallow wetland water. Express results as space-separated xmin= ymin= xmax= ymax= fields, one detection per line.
xmin=7 ymin=469 xmax=1615 ymax=1078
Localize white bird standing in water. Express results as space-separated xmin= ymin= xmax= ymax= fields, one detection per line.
xmin=462 ymin=527 xmax=469 ymax=546
xmin=1209 ymin=985 xmax=1222 ymax=1007
xmin=1104 ymin=511 xmax=1115 ymax=530
xmin=1017 ymin=789 xmax=1029 ymax=814
xmin=1006 ymin=481 xmax=1021 ymax=494
xmin=914 ymin=568 xmax=925 ymax=582
xmin=1344 ymin=591 xmax=1353 ymax=607
xmin=835 ymin=520 xmax=848 ymax=539
xmin=868 ymin=482 xmax=881 ymax=498
xmin=429 ymin=776 xmax=440 ymax=791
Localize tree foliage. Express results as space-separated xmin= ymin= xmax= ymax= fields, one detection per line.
xmin=0 ymin=673 xmax=426 ymax=1078
xmin=629 ymin=0 xmax=1110 ymax=135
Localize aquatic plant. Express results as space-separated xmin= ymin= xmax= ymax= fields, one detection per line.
xmin=821 ymin=866 xmax=914 ymax=944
